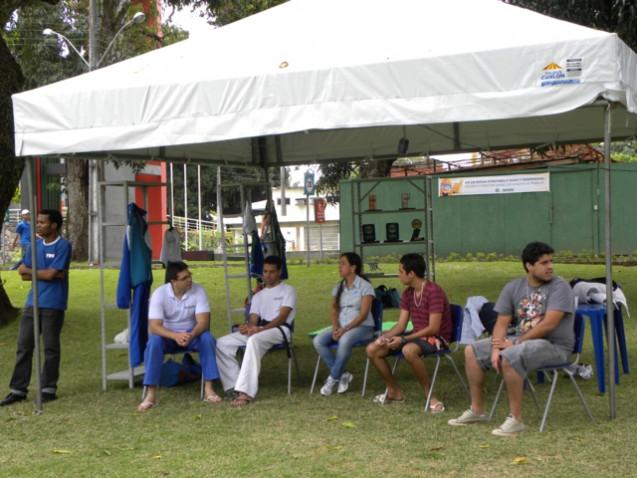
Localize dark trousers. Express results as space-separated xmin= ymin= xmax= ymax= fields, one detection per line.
xmin=9 ymin=308 xmax=65 ymax=396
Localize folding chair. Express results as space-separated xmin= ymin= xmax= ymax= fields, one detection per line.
xmin=391 ymin=304 xmax=469 ymax=412
xmin=488 ymin=313 xmax=594 ymax=432
xmin=309 ymin=298 xmax=383 ymax=397
xmin=238 ymin=321 xmax=300 ymax=395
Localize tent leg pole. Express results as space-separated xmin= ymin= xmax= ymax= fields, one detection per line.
xmin=602 ymin=101 xmax=616 ymax=420
xmin=26 ymin=156 xmax=43 ymax=414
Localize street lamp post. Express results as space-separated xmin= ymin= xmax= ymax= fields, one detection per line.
xmin=43 ymin=10 xmax=145 ymax=265
xmin=43 ymin=11 xmax=145 ymax=70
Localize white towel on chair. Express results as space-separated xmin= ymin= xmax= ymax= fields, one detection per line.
xmin=572 ymin=282 xmax=630 ymax=318
xmin=460 ymin=296 xmax=488 ymax=344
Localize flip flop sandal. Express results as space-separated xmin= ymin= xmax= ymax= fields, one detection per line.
xmin=428 ymin=401 xmax=445 ymax=414
xmin=203 ymin=394 xmax=223 ymax=404
xmin=373 ymin=393 xmax=405 ymax=405
xmin=137 ymin=400 xmax=156 ymax=412
xmin=373 ymin=393 xmax=388 ymax=405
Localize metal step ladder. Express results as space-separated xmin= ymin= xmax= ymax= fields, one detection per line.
xmin=216 ymin=167 xmax=271 ymax=332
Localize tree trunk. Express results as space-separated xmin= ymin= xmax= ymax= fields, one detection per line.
xmin=0 ymin=32 xmax=25 ymax=326
xmin=66 ymin=158 xmax=89 ymax=261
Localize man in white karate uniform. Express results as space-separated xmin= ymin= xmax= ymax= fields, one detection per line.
xmin=216 ymin=255 xmax=296 ymax=406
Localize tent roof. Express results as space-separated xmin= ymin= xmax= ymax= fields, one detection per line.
xmin=12 ymin=0 xmax=637 ymax=164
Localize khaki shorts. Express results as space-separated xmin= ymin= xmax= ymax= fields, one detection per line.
xmin=470 ymin=337 xmax=569 ymax=378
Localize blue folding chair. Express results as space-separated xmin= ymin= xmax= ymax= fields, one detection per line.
xmin=391 ymin=304 xmax=469 ymax=412
xmin=488 ymin=313 xmax=594 ymax=432
xmin=309 ymin=298 xmax=383 ymax=397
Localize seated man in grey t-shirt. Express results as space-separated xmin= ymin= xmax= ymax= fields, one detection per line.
xmin=448 ymin=242 xmax=574 ymax=437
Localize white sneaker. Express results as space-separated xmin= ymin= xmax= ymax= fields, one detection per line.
xmin=337 ymin=372 xmax=353 ymax=394
xmin=320 ymin=376 xmax=338 ymax=396
xmin=491 ymin=415 xmax=526 ymax=437
xmin=447 ymin=408 xmax=489 ymax=426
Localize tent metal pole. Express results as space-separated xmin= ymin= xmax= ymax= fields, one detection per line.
xmin=25 ymin=156 xmax=43 ymax=414
xmin=280 ymin=167 xmax=286 ymax=216
xmin=275 ymin=137 xmax=287 ymax=216
xmin=602 ymin=101 xmax=616 ymax=419
xmin=184 ymin=163 xmax=188 ymax=250
xmin=197 ymin=164 xmax=202 ymax=250
xmin=169 ymin=162 xmax=175 ymax=225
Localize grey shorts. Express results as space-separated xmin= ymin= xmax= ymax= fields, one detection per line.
xmin=470 ymin=337 xmax=569 ymax=378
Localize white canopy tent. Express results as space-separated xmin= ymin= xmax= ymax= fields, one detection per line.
xmin=12 ymin=0 xmax=637 ymax=414
xmin=12 ymin=0 xmax=637 ymax=161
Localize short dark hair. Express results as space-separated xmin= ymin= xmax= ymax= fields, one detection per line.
xmin=39 ymin=209 xmax=63 ymax=230
xmin=521 ymin=242 xmax=554 ymax=271
xmin=400 ymin=253 xmax=427 ymax=279
xmin=165 ymin=261 xmax=189 ymax=283
xmin=263 ymin=255 xmax=282 ymax=270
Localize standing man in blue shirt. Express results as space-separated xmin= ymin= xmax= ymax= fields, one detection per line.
xmin=10 ymin=209 xmax=31 ymax=270
xmin=1 ymin=209 xmax=71 ymax=406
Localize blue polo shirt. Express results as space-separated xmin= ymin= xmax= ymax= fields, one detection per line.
xmin=16 ymin=220 xmax=31 ymax=247
xmin=23 ymin=236 xmax=72 ymax=311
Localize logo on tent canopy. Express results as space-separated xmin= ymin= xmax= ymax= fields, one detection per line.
xmin=540 ymin=59 xmax=582 ymax=87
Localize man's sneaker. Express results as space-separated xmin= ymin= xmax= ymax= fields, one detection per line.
xmin=0 ymin=392 xmax=26 ymax=407
xmin=320 ymin=376 xmax=339 ymax=396
xmin=337 ymin=372 xmax=353 ymax=394
xmin=491 ymin=415 xmax=526 ymax=437
xmin=447 ymin=408 xmax=489 ymax=426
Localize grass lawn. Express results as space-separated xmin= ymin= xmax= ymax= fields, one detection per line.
xmin=0 ymin=261 xmax=636 ymax=477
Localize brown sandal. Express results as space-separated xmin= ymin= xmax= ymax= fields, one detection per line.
xmin=230 ymin=394 xmax=253 ymax=407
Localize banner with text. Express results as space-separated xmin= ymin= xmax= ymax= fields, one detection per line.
xmin=438 ymin=173 xmax=550 ymax=197
xmin=314 ymin=198 xmax=327 ymax=223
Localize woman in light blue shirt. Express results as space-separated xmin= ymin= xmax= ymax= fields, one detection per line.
xmin=313 ymin=252 xmax=375 ymax=395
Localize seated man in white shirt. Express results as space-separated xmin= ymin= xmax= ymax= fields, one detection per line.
xmin=216 ymin=255 xmax=297 ymax=407
xmin=137 ymin=261 xmax=221 ymax=411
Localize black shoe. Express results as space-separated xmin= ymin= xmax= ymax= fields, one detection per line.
xmin=0 ymin=392 xmax=27 ymax=406
xmin=41 ymin=392 xmax=57 ymax=403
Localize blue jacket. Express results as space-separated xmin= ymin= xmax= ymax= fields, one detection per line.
xmin=116 ymin=203 xmax=153 ymax=367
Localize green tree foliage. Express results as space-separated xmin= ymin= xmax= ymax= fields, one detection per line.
xmin=4 ymin=2 xmax=85 ymax=88
xmin=611 ymin=140 xmax=637 ymax=162
xmin=165 ymin=0 xmax=287 ymax=27
xmin=506 ymin=1 xmax=637 ymax=50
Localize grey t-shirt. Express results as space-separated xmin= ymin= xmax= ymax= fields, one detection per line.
xmin=494 ymin=276 xmax=575 ymax=352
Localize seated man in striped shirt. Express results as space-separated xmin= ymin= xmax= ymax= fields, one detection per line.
xmin=367 ymin=253 xmax=452 ymax=412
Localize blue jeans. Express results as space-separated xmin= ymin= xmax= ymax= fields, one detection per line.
xmin=143 ymin=331 xmax=219 ymax=386
xmin=313 ymin=326 xmax=374 ymax=380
